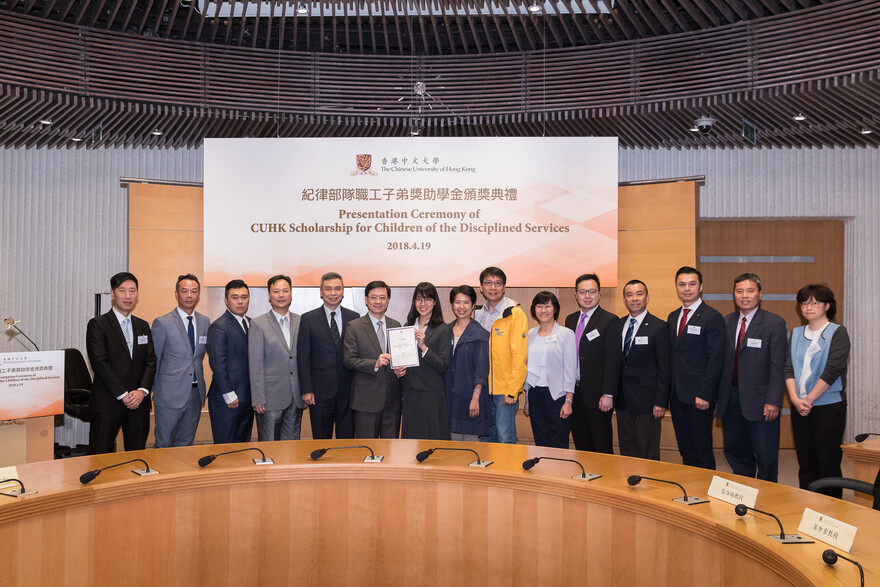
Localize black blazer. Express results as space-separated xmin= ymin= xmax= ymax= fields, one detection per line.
xmin=206 ymin=310 xmax=251 ymax=405
xmin=86 ymin=310 xmax=156 ymax=414
xmin=400 ymin=322 xmax=452 ymax=393
xmin=666 ymin=301 xmax=725 ymax=405
xmin=564 ymin=306 xmax=621 ymax=406
xmin=297 ymin=305 xmax=359 ymax=401
xmin=617 ymin=312 xmax=671 ymax=414
xmin=716 ymin=307 xmax=787 ymax=421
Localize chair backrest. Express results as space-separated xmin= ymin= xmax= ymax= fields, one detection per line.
xmin=63 ymin=348 xmax=92 ymax=391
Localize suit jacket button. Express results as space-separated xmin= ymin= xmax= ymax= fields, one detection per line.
xmin=289 ymin=356 xmax=293 ymax=360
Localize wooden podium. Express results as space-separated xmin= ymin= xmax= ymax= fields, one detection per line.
xmin=1 ymin=440 xmax=877 ymax=586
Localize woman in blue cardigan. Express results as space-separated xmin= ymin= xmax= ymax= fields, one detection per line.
xmin=445 ymin=285 xmax=490 ymax=441
xmin=784 ymin=284 xmax=851 ymax=498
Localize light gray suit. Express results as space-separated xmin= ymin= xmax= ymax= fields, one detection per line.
xmin=248 ymin=310 xmax=303 ymax=441
xmin=151 ymin=308 xmax=210 ymax=447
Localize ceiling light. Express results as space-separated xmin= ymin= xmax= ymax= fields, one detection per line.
xmin=71 ymin=137 xmax=84 ymax=142
xmin=860 ymin=127 xmax=872 ymax=135
xmin=39 ymin=119 xmax=52 ymax=125
xmin=297 ymin=3 xmax=308 ymax=15
xmin=793 ymin=113 xmax=806 ymax=121
xmin=689 ymin=125 xmax=700 ymax=132
xmin=528 ymin=0 xmax=541 ymax=13
xmin=151 ymin=129 xmax=163 ymax=136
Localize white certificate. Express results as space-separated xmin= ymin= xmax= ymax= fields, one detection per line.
xmin=387 ymin=326 xmax=420 ymax=369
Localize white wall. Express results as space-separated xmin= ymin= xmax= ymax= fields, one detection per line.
xmin=2 ymin=144 xmax=877 ymax=438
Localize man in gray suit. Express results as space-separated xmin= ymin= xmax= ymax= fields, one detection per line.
xmin=151 ymin=274 xmax=211 ymax=447
xmin=249 ymin=274 xmax=304 ymax=441
xmin=343 ymin=280 xmax=402 ymax=438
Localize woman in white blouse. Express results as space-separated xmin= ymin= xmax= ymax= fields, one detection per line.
xmin=522 ymin=291 xmax=577 ymax=448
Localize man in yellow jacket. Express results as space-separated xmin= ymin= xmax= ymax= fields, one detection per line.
xmin=475 ymin=267 xmax=529 ymax=444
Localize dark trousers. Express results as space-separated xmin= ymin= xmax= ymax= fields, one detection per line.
xmin=721 ymin=386 xmax=780 ymax=482
xmin=309 ymin=390 xmax=353 ymax=440
xmin=570 ymin=386 xmax=613 ymax=454
xmin=616 ymin=410 xmax=661 ymax=461
xmin=527 ymin=387 xmax=570 ymax=449
xmin=670 ymin=396 xmax=716 ymax=469
xmin=209 ymin=399 xmax=255 ymax=444
xmin=88 ymin=405 xmax=150 ymax=454
xmin=791 ymin=401 xmax=846 ymax=498
xmin=354 ymin=389 xmax=401 ymax=439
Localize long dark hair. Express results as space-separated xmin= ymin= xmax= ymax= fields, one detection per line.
xmin=406 ymin=282 xmax=445 ymax=327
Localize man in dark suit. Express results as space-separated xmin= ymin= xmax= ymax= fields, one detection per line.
xmin=85 ymin=272 xmax=156 ymax=454
xmin=342 ymin=280 xmax=402 ymax=439
xmin=616 ymin=279 xmax=670 ymax=461
xmin=151 ymin=274 xmax=210 ymax=448
xmin=564 ymin=273 xmax=621 ymax=453
xmin=297 ymin=271 xmax=359 ymax=439
xmin=207 ymin=279 xmax=254 ymax=444
xmin=249 ymin=274 xmax=304 ymax=441
xmin=717 ymin=273 xmax=787 ymax=481
xmin=667 ymin=266 xmax=725 ymax=469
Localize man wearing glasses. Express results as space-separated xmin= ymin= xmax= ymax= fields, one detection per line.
xmin=564 ymin=273 xmax=621 ymax=453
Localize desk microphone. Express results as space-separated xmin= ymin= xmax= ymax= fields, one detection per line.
xmin=822 ymin=549 xmax=865 ymax=587
xmin=626 ymin=475 xmax=708 ymax=505
xmin=734 ymin=503 xmax=813 ymax=544
xmin=198 ymin=447 xmax=274 ymax=467
xmin=80 ymin=459 xmax=158 ymax=484
xmin=416 ymin=447 xmax=492 ymax=467
xmin=0 ymin=478 xmax=37 ymax=497
xmin=522 ymin=457 xmax=600 ymax=481
xmin=854 ymin=432 xmax=880 ymax=442
xmin=310 ymin=445 xmax=384 ymax=463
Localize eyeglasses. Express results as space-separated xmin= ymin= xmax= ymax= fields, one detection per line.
xmin=577 ymin=289 xmax=599 ymax=296
xmin=799 ymin=300 xmax=825 ymax=307
xmin=415 ymin=297 xmax=434 ymax=305
xmin=481 ymin=280 xmax=504 ymax=287
xmin=367 ymin=295 xmax=388 ymax=302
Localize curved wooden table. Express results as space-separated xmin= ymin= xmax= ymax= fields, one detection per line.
xmin=1 ymin=440 xmax=877 ymax=586
xmin=842 ymin=438 xmax=880 ymax=508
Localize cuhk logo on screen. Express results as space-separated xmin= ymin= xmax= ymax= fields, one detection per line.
xmin=352 ymin=154 xmax=378 ymax=176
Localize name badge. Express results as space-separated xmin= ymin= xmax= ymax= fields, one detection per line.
xmin=198 ymin=335 xmax=208 ymax=345
xmin=547 ymin=334 xmax=557 ymax=343
xmin=707 ymin=475 xmax=759 ymax=508
xmin=806 ymin=341 xmax=821 ymax=357
xmin=634 ymin=336 xmax=649 ymax=345
xmin=137 ymin=335 xmax=148 ymax=345
xmin=798 ymin=508 xmax=857 ymax=552
xmin=586 ymin=329 xmax=600 ymax=341
xmin=746 ymin=338 xmax=761 ymax=348
xmin=687 ymin=324 xmax=701 ymax=335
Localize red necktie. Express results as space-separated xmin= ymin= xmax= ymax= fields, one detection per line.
xmin=732 ymin=316 xmax=747 ymax=386
xmin=676 ymin=308 xmax=691 ymax=340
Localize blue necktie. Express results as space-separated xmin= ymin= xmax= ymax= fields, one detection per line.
xmin=624 ymin=317 xmax=636 ymax=359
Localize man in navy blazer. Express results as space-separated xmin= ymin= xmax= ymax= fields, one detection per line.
xmin=207 ymin=279 xmax=254 ymax=444
xmin=86 ymin=272 xmax=156 ymax=454
xmin=616 ymin=279 xmax=670 ymax=461
xmin=717 ymin=273 xmax=787 ymax=482
xmin=297 ymin=272 xmax=359 ymax=439
xmin=151 ymin=274 xmax=211 ymax=448
xmin=667 ymin=266 xmax=725 ymax=469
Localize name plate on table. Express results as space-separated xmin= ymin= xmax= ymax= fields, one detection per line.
xmin=708 ymin=476 xmax=759 ymax=508
xmin=798 ymin=508 xmax=858 ymax=552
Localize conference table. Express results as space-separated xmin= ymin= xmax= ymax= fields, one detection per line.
xmin=842 ymin=437 xmax=880 ymax=508
xmin=1 ymin=440 xmax=877 ymax=586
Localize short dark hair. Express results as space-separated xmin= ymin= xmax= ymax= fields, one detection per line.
xmin=531 ymin=291 xmax=560 ymax=321
xmin=225 ymin=279 xmax=249 ymax=297
xmin=733 ymin=273 xmax=762 ymax=292
xmin=449 ymin=285 xmax=477 ymax=305
xmin=406 ymin=282 xmax=444 ymax=327
xmin=479 ymin=266 xmax=507 ymax=286
xmin=623 ymin=279 xmax=649 ymax=296
xmin=176 ymin=274 xmax=200 ymax=291
xmin=575 ymin=273 xmax=601 ymax=290
xmin=675 ymin=266 xmax=703 ymax=284
xmin=110 ymin=272 xmax=138 ymax=290
xmin=267 ymin=274 xmax=292 ymax=290
xmin=364 ymin=280 xmax=391 ymax=298
xmin=796 ymin=284 xmax=837 ymax=321
xmin=321 ymin=272 xmax=344 ymax=287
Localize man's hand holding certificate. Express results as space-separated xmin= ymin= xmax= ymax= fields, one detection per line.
xmin=387 ymin=326 xmax=420 ymax=369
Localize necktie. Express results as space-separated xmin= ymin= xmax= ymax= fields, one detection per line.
xmin=732 ymin=316 xmax=747 ymax=386
xmin=377 ymin=320 xmax=386 ymax=353
xmin=187 ymin=315 xmax=195 ymax=353
xmin=123 ymin=317 xmax=133 ymax=357
xmin=330 ymin=311 xmax=340 ymax=345
xmin=677 ymin=308 xmax=691 ymax=340
xmin=624 ymin=317 xmax=636 ymax=359
xmin=575 ymin=312 xmax=588 ymax=354
xmin=242 ymin=317 xmax=249 ymax=335
xmin=280 ymin=315 xmax=290 ymax=348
